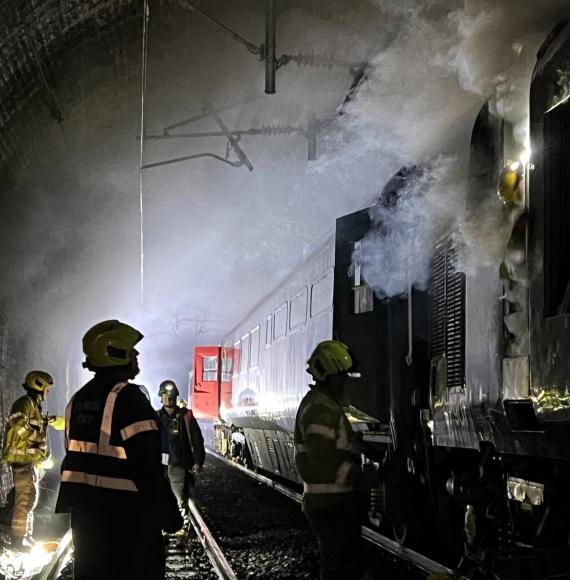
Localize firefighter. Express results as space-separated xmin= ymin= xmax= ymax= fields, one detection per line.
xmin=156 ymin=380 xmax=205 ymax=526
xmin=294 ymin=340 xmax=363 ymax=580
xmin=1 ymin=370 xmax=64 ymax=550
xmin=55 ymin=320 xmax=182 ymax=580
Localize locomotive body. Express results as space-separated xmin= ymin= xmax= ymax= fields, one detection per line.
xmin=192 ymin=20 xmax=570 ymax=576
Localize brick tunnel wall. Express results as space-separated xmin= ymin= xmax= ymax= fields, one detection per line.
xmin=0 ymin=317 xmax=9 ymax=503
xmin=0 ymin=0 xmax=141 ymax=166
xmin=0 ymin=0 xmax=142 ymax=502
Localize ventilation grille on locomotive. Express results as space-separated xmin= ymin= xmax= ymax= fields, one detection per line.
xmin=285 ymin=440 xmax=296 ymax=472
xmin=264 ymin=433 xmax=282 ymax=474
xmin=252 ymin=440 xmax=263 ymax=467
xmin=430 ymin=237 xmax=466 ymax=389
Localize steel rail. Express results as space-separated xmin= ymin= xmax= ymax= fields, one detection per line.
xmin=207 ymin=450 xmax=456 ymax=577
xmin=35 ymin=529 xmax=73 ymax=580
xmin=187 ymin=498 xmax=237 ymax=580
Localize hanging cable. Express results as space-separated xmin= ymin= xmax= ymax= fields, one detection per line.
xmin=138 ymin=0 xmax=150 ymax=316
xmin=179 ymin=0 xmax=260 ymax=56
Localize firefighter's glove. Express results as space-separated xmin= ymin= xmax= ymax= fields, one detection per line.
xmin=48 ymin=416 xmax=66 ymax=431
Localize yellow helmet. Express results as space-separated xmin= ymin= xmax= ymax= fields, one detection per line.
xmin=307 ymin=340 xmax=355 ymax=382
xmin=24 ymin=370 xmax=53 ymax=392
xmin=83 ymin=320 xmax=143 ymax=368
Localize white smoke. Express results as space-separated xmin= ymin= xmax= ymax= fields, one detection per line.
xmin=341 ymin=0 xmax=568 ymax=298
xmin=357 ymin=157 xmax=466 ymax=297
xmin=439 ymin=0 xmax=566 ymax=145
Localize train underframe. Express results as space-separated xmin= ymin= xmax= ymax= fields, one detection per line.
xmin=391 ymin=434 xmax=570 ymax=578
xmin=210 ymin=417 xmax=570 ymax=579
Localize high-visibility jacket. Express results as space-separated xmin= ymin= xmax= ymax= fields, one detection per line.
xmin=55 ymin=375 xmax=181 ymax=531
xmin=294 ymin=385 xmax=362 ymax=494
xmin=2 ymin=394 xmax=48 ymax=465
xmin=157 ymin=406 xmax=205 ymax=469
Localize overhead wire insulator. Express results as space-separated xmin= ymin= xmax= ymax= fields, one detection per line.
xmin=257 ymin=124 xmax=301 ymax=136
xmin=279 ymin=52 xmax=337 ymax=70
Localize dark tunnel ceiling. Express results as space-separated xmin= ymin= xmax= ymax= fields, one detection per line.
xmin=0 ymin=0 xmax=139 ymax=162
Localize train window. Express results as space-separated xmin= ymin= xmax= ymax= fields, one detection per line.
xmin=250 ymin=325 xmax=260 ymax=368
xmin=241 ymin=333 xmax=250 ymax=373
xmin=202 ymin=356 xmax=218 ymax=382
xmin=273 ymin=303 xmax=288 ymax=340
xmin=233 ymin=341 xmax=240 ymax=377
xmin=265 ymin=315 xmax=272 ymax=347
xmin=289 ymin=287 xmax=308 ymax=330
xmin=221 ymin=355 xmax=232 ymax=382
xmin=311 ymin=270 xmax=334 ymax=317
xmin=544 ymin=99 xmax=570 ymax=316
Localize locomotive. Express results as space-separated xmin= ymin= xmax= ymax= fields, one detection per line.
xmin=192 ymin=20 xmax=570 ymax=578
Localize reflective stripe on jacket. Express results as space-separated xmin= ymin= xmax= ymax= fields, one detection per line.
xmin=2 ymin=395 xmax=48 ymax=465
xmin=56 ymin=379 xmax=161 ymax=503
xmin=56 ymin=375 xmax=183 ymax=534
xmin=294 ymin=385 xmax=361 ymax=495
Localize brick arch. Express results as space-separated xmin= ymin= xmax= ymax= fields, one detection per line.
xmin=0 ymin=0 xmax=140 ymax=164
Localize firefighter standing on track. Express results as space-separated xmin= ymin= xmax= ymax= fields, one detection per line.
xmin=1 ymin=371 xmax=64 ymax=550
xmin=156 ymin=380 xmax=205 ymax=527
xmin=294 ymin=340 xmax=364 ymax=580
xmin=55 ymin=320 xmax=182 ymax=580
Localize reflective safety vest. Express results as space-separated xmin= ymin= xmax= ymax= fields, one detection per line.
xmin=2 ymin=395 xmax=48 ymax=465
xmin=294 ymin=385 xmax=361 ymax=495
xmin=60 ymin=381 xmax=158 ymax=495
xmin=157 ymin=406 xmax=206 ymax=469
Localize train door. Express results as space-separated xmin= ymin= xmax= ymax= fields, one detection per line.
xmin=193 ymin=346 xmax=221 ymax=419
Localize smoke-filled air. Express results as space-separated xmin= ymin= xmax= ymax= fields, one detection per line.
xmin=0 ymin=0 xmax=568 ymax=414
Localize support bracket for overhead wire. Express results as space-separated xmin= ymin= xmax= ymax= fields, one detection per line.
xmin=210 ymin=110 xmax=254 ymax=171
xmin=141 ymin=109 xmax=254 ymax=171
xmin=143 ymin=107 xmax=332 ymax=163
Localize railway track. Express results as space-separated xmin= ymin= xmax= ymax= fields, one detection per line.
xmin=186 ymin=498 xmax=237 ymax=579
xmin=8 ymin=452 xmax=456 ymax=580
xmin=208 ymin=450 xmax=459 ymax=579
xmin=25 ymin=500 xmax=238 ymax=580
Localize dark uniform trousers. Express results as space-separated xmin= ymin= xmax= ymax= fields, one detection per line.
xmin=72 ymin=497 xmax=164 ymax=580
xmin=166 ymin=464 xmax=194 ymax=516
xmin=303 ymin=492 xmax=362 ymax=580
xmin=158 ymin=406 xmax=204 ymax=519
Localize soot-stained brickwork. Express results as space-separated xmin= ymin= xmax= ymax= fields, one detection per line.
xmin=0 ymin=0 xmax=141 ymax=165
